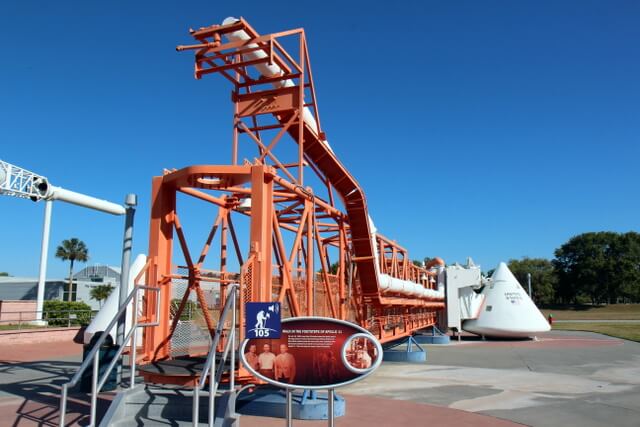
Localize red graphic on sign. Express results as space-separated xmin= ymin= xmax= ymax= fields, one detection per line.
xmin=240 ymin=317 xmax=381 ymax=389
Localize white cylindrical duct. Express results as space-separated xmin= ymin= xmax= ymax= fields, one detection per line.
xmin=222 ymin=17 xmax=333 ymax=153
xmin=378 ymin=273 xmax=445 ymax=300
xmin=47 ymin=186 xmax=126 ymax=216
xmin=368 ymin=217 xmax=444 ymax=300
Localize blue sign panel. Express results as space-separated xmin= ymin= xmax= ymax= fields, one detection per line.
xmin=245 ymin=302 xmax=281 ymax=339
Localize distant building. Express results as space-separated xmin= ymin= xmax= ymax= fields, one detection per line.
xmin=0 ymin=277 xmax=66 ymax=301
xmin=0 ymin=264 xmax=120 ymax=310
xmin=74 ymin=265 xmax=121 ymax=286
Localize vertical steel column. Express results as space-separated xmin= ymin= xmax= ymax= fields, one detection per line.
xmin=144 ymin=177 xmax=175 ymax=361
xmin=305 ymin=200 xmax=313 ymax=315
xmin=249 ymin=166 xmax=273 ymax=301
xmin=117 ymin=194 xmax=137 ymax=383
xmin=338 ymin=222 xmax=347 ymax=320
xmin=220 ymin=213 xmax=228 ymax=304
xmin=230 ymin=291 xmax=236 ymax=390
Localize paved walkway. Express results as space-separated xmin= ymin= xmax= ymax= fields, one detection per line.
xmin=242 ymin=395 xmax=522 ymax=426
xmin=344 ymin=331 xmax=640 ymax=427
xmin=2 ymin=331 xmax=639 ymax=426
xmin=0 ymin=341 xmax=522 ymax=426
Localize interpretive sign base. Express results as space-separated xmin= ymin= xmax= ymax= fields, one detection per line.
xmin=236 ymin=387 xmax=345 ymax=420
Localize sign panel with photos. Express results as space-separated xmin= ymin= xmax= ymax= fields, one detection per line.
xmin=240 ymin=316 xmax=383 ymax=389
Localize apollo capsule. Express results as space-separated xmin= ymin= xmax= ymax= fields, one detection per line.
xmin=462 ymin=262 xmax=551 ymax=338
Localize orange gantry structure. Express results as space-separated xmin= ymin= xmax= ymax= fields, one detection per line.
xmin=136 ymin=18 xmax=445 ymax=380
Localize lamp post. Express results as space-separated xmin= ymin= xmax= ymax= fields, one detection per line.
xmin=116 ymin=194 xmax=137 ymax=382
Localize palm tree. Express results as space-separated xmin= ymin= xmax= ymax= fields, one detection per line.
xmin=90 ymin=284 xmax=114 ymax=308
xmin=55 ymin=238 xmax=89 ymax=302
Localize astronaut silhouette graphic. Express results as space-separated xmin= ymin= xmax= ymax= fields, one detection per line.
xmin=255 ymin=310 xmax=271 ymax=330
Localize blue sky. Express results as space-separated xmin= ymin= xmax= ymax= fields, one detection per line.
xmin=1 ymin=0 xmax=638 ymax=278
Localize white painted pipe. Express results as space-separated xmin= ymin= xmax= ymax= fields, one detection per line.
xmin=222 ymin=17 xmax=333 ymax=153
xmin=369 ymin=216 xmax=444 ymax=300
xmin=46 ymin=185 xmax=125 ymax=216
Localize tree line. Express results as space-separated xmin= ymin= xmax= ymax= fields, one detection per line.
xmin=505 ymin=232 xmax=640 ymax=305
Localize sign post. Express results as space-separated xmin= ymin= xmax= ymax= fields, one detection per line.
xmin=240 ymin=315 xmax=383 ymax=426
xmin=328 ymin=388 xmax=335 ymax=427
xmin=286 ymin=388 xmax=293 ymax=427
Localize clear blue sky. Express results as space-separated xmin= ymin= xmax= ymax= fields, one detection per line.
xmin=1 ymin=0 xmax=638 ymax=278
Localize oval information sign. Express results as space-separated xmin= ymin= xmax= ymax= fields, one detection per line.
xmin=240 ymin=316 xmax=382 ymax=389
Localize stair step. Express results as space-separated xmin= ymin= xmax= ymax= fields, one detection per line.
xmin=102 ymin=385 xmax=239 ymax=427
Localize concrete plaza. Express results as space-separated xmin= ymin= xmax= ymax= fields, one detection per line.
xmin=1 ymin=331 xmax=638 ymax=426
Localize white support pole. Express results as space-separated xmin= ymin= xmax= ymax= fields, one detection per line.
xmin=35 ymin=200 xmax=53 ymax=324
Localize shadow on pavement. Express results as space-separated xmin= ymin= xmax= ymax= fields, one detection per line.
xmin=0 ymin=360 xmax=113 ymax=426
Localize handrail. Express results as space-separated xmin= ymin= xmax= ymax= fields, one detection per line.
xmin=193 ymin=283 xmax=238 ymax=427
xmin=58 ymin=285 xmax=160 ymax=427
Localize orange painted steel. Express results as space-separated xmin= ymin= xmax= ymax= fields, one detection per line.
xmin=138 ymin=18 xmax=445 ymax=371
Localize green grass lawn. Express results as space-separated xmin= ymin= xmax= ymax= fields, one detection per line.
xmin=553 ymin=322 xmax=640 ymax=343
xmin=541 ymin=304 xmax=640 ymax=320
xmin=0 ymin=324 xmax=43 ymax=331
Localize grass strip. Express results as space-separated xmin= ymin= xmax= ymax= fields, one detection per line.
xmin=553 ymin=322 xmax=640 ymax=343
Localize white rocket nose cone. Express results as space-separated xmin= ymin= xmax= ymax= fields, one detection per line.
xmin=222 ymin=17 xmax=240 ymax=25
xmin=463 ymin=262 xmax=551 ymax=338
xmin=491 ymin=262 xmax=518 ymax=284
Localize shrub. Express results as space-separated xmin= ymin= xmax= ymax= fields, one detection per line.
xmin=43 ymin=300 xmax=93 ymax=326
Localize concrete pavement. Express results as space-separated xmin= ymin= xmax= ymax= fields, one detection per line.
xmin=2 ymin=331 xmax=639 ymax=426
xmin=344 ymin=330 xmax=640 ymax=427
